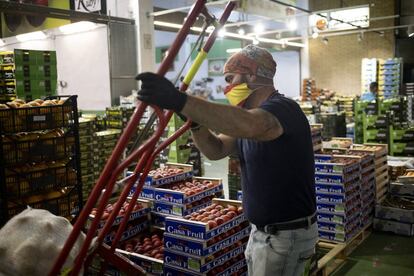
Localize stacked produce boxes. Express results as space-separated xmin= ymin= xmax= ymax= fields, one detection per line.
xmin=337 ymin=95 xmax=355 ymax=124
xmin=163 ymin=199 xmax=249 ymax=275
xmin=314 ymin=154 xmax=362 ymax=242
xmin=374 ymin=170 xmax=414 ymax=236
xmin=93 ymin=129 xmax=122 ymax=180
xmin=361 ymin=58 xmax=378 ymax=96
xmin=228 ymin=155 xmax=241 ymax=200
xmin=0 ymin=95 xmax=81 ymax=225
xmin=318 ymin=112 xmax=346 ymax=140
xmin=0 ymin=52 xmax=17 ymax=103
xmin=0 ymin=49 xmax=57 ymax=101
xmin=348 ymin=150 xmax=376 ymax=227
xmin=302 ymin=78 xmax=317 ymax=101
xmin=352 ymin=144 xmax=388 ymax=202
xmin=354 ymin=100 xmax=377 ymax=144
xmin=105 ymin=106 xmax=134 ymax=129
xmin=78 ymin=116 xmax=97 ymax=201
xmin=378 ymin=58 xmax=402 ymax=99
xmin=311 ymin=124 xmax=323 ymax=152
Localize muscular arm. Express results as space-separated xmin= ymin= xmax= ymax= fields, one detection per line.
xmin=181 ymin=95 xmax=284 ymax=159
xmin=191 ymin=128 xmax=237 ymax=160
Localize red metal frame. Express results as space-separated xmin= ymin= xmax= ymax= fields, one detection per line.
xmin=49 ymin=1 xmax=236 ymax=275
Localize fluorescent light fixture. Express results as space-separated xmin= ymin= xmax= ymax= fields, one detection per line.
xmin=237 ymin=28 xmax=245 ymax=35
xmin=287 ymin=18 xmax=297 ymax=30
xmin=0 ymin=39 xmax=5 ymax=47
xmin=153 ymin=21 xmax=305 ymax=48
xmin=311 ymin=31 xmax=319 ymax=39
xmin=226 ymin=48 xmax=242 ymax=54
xmin=218 ymin=28 xmax=226 ymax=37
xmin=254 ymin=23 xmax=264 ymax=34
xmin=59 ymin=21 xmax=97 ymax=34
xmin=252 ymin=38 xmax=259 ymax=45
xmin=408 ymin=26 xmax=414 ymax=37
xmin=16 ymin=31 xmax=47 ymax=42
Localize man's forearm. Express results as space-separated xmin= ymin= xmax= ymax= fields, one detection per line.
xmin=181 ymin=96 xmax=259 ymax=139
xmin=191 ymin=127 xmax=228 ymax=160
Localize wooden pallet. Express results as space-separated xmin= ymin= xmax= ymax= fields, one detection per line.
xmin=313 ymin=224 xmax=372 ymax=276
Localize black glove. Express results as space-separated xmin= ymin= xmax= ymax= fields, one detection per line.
xmin=136 ymin=72 xmax=187 ymax=112
xmin=176 ymin=112 xmax=200 ymax=130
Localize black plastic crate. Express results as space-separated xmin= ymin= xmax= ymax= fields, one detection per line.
xmin=4 ymin=188 xmax=80 ymax=223
xmin=1 ymin=130 xmax=76 ymax=166
xmin=0 ymin=95 xmax=77 ymax=134
xmin=3 ymin=160 xmax=77 ymax=199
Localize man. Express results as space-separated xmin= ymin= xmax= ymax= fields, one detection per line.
xmin=137 ymin=45 xmax=317 ymax=276
xmin=361 ymin=81 xmax=378 ymax=102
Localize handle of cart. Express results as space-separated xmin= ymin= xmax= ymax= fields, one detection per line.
xmin=49 ymin=1 xmax=237 ymax=275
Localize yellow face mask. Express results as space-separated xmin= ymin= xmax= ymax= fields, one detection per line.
xmin=224 ymin=83 xmax=251 ymax=106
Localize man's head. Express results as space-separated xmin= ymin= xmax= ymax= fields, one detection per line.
xmin=369 ymin=82 xmax=378 ymax=94
xmin=223 ymin=44 xmax=276 ymax=87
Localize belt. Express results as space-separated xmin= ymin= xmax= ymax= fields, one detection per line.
xmin=256 ymin=214 xmax=317 ymax=234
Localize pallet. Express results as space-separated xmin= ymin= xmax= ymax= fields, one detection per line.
xmin=313 ymin=224 xmax=372 ymax=276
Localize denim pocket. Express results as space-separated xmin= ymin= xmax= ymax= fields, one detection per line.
xmin=266 ymin=232 xmax=293 ymax=256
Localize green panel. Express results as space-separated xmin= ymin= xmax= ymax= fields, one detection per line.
xmin=155 ymin=46 xmax=178 ymax=63
xmin=191 ymin=39 xmax=242 ymax=60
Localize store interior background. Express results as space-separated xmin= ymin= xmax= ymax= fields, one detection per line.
xmin=1 ymin=1 xmax=414 ymax=274
xmin=3 ymin=0 xmax=412 ymax=110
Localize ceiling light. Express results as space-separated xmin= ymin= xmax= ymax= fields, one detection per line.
xmin=254 ymin=23 xmax=264 ymax=34
xmin=218 ymin=28 xmax=226 ymax=37
xmin=408 ymin=26 xmax=414 ymax=37
xmin=59 ymin=21 xmax=97 ymax=34
xmin=322 ymin=37 xmax=329 ymax=45
xmin=275 ymin=32 xmax=281 ymax=39
xmin=253 ymin=38 xmax=259 ymax=45
xmin=16 ymin=31 xmax=47 ymax=42
xmin=226 ymin=48 xmax=242 ymax=54
xmin=237 ymin=28 xmax=245 ymax=35
xmin=311 ymin=31 xmax=319 ymax=39
xmin=287 ymin=18 xmax=297 ymax=30
xmin=206 ymin=26 xmax=215 ymax=32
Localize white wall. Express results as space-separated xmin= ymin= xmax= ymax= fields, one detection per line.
xmin=0 ymin=26 xmax=112 ymax=110
xmin=272 ymin=51 xmax=301 ymax=98
xmin=54 ymin=26 xmax=112 ymax=110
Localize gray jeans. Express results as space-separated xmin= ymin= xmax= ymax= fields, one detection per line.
xmin=245 ymin=222 xmax=318 ymax=276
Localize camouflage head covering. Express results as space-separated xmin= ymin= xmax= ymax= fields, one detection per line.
xmin=223 ymin=44 xmax=277 ymax=79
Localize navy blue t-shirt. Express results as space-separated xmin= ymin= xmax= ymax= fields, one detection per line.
xmin=237 ymin=93 xmax=316 ymax=226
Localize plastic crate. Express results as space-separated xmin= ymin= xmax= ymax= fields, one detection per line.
xmin=0 ymin=95 xmax=77 ymax=134
xmin=3 ymin=188 xmax=80 ymax=223
xmin=3 ymin=161 xmax=77 ymax=199
xmin=1 ymin=130 xmax=76 ymax=166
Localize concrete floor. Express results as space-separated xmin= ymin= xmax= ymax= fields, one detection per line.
xmin=332 ymin=231 xmax=414 ymax=276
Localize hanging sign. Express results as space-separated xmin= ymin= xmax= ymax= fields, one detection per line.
xmin=73 ymin=0 xmax=103 ymax=13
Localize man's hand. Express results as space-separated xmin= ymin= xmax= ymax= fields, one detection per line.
xmin=136 ymin=72 xmax=187 ymax=112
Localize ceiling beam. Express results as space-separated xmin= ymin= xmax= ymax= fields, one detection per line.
xmin=0 ymin=0 xmax=134 ymax=25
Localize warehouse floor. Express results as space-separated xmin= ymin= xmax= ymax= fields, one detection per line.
xmin=332 ymin=232 xmax=414 ymax=276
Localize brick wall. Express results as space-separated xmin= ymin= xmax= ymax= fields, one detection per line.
xmin=309 ymin=0 xmax=396 ymax=95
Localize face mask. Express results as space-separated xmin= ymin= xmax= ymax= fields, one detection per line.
xmin=224 ymin=83 xmax=252 ymax=106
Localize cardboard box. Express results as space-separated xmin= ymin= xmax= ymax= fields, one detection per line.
xmin=165 ymin=199 xmax=245 ymax=240
xmin=375 ymin=204 xmax=414 ymax=223
xmin=163 ymin=258 xmax=247 ymax=276
xmin=317 ymin=199 xmax=361 ymax=216
xmin=115 ymin=249 xmax=164 ymax=275
xmin=153 ymin=177 xmax=223 ymax=205
xmin=144 ymin=163 xmax=193 ymax=186
xmin=163 ymin=242 xmax=247 ymax=273
xmin=164 ymin=225 xmax=250 ymax=257
xmin=389 ymin=182 xmax=414 ymax=197
xmin=374 ymin=218 xmax=414 ymax=236
xmin=315 ymin=181 xmax=359 ymax=194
